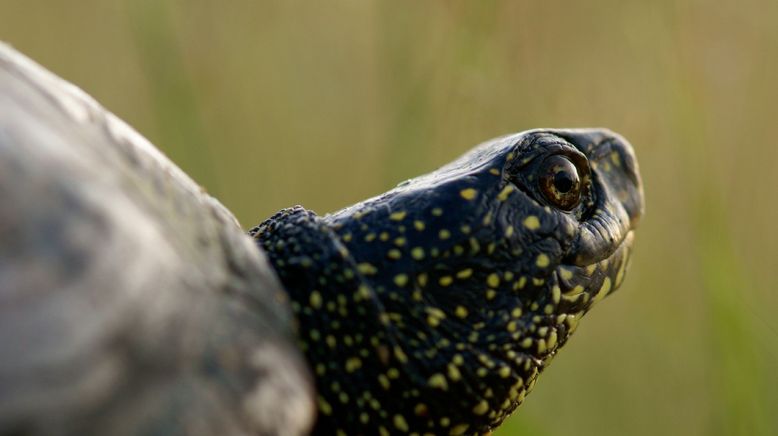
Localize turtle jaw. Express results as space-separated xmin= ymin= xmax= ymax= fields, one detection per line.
xmin=556 ymin=228 xmax=635 ymax=313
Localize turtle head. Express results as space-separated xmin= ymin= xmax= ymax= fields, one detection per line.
xmin=324 ymin=128 xmax=643 ymax=429
xmin=255 ymin=128 xmax=643 ymax=434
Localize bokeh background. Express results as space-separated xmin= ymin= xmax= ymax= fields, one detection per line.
xmin=3 ymin=1 xmax=777 ymax=435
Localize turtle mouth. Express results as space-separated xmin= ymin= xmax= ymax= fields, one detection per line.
xmin=555 ymin=229 xmax=635 ymax=313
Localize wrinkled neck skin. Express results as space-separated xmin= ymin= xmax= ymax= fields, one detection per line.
xmin=252 ymin=129 xmax=642 ymax=435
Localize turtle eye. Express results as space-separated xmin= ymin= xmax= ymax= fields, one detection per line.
xmin=538 ymin=155 xmax=583 ymax=211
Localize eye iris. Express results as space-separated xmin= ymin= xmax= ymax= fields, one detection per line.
xmin=539 ymin=155 xmax=583 ymax=210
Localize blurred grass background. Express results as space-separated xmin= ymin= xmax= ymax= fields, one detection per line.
xmin=3 ymin=1 xmax=777 ymax=435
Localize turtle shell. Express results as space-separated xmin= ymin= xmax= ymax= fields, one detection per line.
xmin=0 ymin=43 xmax=314 ymax=436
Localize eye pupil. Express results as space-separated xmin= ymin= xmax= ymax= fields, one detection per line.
xmin=554 ymin=170 xmax=575 ymax=193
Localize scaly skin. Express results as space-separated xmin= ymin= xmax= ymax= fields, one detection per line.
xmin=251 ymin=129 xmax=644 ymax=435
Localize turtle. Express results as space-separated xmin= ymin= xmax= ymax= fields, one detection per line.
xmin=0 ymin=43 xmax=644 ymax=436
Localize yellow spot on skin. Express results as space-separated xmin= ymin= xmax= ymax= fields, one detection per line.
xmin=394 ymin=237 xmax=407 ymax=246
xmin=390 ymin=211 xmax=407 ymax=221
xmin=498 ymin=366 xmax=512 ymax=378
xmin=497 ymin=185 xmax=515 ymax=201
xmin=460 ymin=225 xmax=471 ymax=234
xmin=486 ymin=289 xmax=497 ymax=300
xmin=506 ymin=321 xmax=518 ymax=332
xmin=520 ymin=337 xmax=533 ymax=348
xmin=566 ymin=284 xmax=585 ymax=295
xmin=472 ymin=400 xmax=489 ymax=415
xmin=537 ymin=339 xmax=547 ymax=354
xmin=536 ymin=253 xmax=550 ymax=268
xmin=456 ymin=268 xmax=473 ymax=279
xmin=511 ymin=307 xmax=522 ymax=318
xmin=309 ymin=291 xmax=322 ymax=309
xmin=611 ymin=151 xmax=622 ymax=166
xmin=489 ymin=168 xmax=501 ymax=175
xmin=428 ymin=373 xmax=449 ymax=390
xmin=318 ymin=396 xmax=333 ymax=415
xmin=523 ymin=215 xmax=541 ymax=230
xmin=432 ymin=207 xmax=443 ymax=216
xmin=342 ymin=233 xmax=352 ymax=242
xmin=459 ymin=188 xmax=478 ymax=200
xmin=439 ymin=276 xmax=453 ymax=286
xmin=439 ymin=229 xmax=451 ymax=240
xmin=388 ymin=367 xmax=400 ymax=378
xmin=477 ymin=367 xmax=488 ymax=377
xmin=615 ymin=257 xmax=628 ymax=287
xmin=379 ymin=232 xmax=389 ymax=241
xmin=559 ymin=267 xmax=574 ymax=281
xmin=345 ymin=357 xmax=362 ymax=372
xmin=440 ymin=417 xmax=450 ymax=427
xmin=426 ymin=307 xmax=446 ymax=322
xmin=394 ymin=414 xmax=409 ymax=432
xmin=552 ymin=285 xmax=561 ymax=304
xmin=547 ymin=330 xmax=558 ymax=349
xmin=411 ymin=247 xmax=425 ymax=260
xmin=394 ymin=346 xmax=408 ymax=363
xmin=505 ymin=226 xmax=514 ymax=237
xmin=357 ymin=263 xmax=377 ymax=275
xmin=360 ymin=413 xmax=370 ymax=424
xmin=414 ymin=403 xmax=428 ymax=416
xmin=487 ymin=273 xmax=501 ymax=288
xmin=388 ymin=249 xmax=402 ymax=259
xmin=414 ymin=220 xmax=425 ymax=231
xmin=418 ymin=273 xmax=428 ymax=287
xmin=453 ymin=354 xmax=464 ymax=365
xmin=379 ymin=426 xmax=390 ymax=436
xmin=364 ymin=233 xmax=376 ymax=242
xmin=326 ymin=335 xmax=337 ymax=348
xmin=378 ymin=374 xmax=391 ymax=389
xmin=593 ymin=277 xmax=612 ymax=303
xmin=447 ymin=363 xmax=462 ymax=381
xmin=482 ymin=211 xmax=493 ymax=226
xmin=455 ymin=306 xmax=468 ymax=318
xmin=394 ymin=274 xmax=409 ymax=287
xmin=355 ymin=285 xmax=371 ymax=301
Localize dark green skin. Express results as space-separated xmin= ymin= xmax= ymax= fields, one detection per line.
xmin=252 ymin=129 xmax=643 ymax=435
